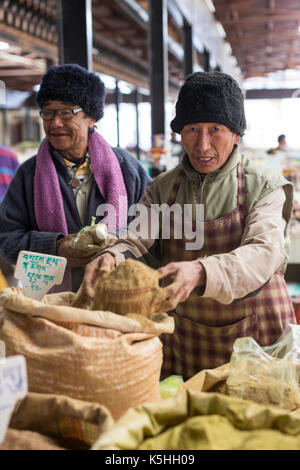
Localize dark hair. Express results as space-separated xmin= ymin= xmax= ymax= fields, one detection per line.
xmin=36 ymin=64 xmax=106 ymax=121
xmin=278 ymin=134 xmax=286 ymax=143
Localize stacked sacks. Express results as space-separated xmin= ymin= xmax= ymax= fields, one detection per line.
xmin=0 ymin=260 xmax=174 ymax=421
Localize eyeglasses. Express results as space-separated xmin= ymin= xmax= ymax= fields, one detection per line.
xmin=39 ymin=108 xmax=83 ymax=121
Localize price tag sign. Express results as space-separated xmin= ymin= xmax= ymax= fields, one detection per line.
xmin=0 ymin=355 xmax=28 ymax=444
xmin=14 ymin=250 xmax=67 ymax=301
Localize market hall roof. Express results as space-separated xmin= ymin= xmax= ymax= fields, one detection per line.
xmin=0 ymin=0 xmax=300 ymax=92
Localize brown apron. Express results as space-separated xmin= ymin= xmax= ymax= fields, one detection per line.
xmin=161 ymin=162 xmax=295 ymax=380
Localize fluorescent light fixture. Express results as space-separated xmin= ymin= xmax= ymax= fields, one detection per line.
xmin=118 ymin=80 xmax=133 ymax=95
xmin=99 ymin=73 xmax=116 ymax=90
xmin=216 ymin=22 xmax=226 ymax=38
xmin=224 ymin=42 xmax=232 ymax=55
xmin=204 ymin=0 xmax=215 ymax=13
xmin=0 ymin=41 xmax=10 ymax=50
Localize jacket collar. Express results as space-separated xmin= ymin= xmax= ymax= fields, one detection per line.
xmin=182 ymin=145 xmax=242 ymax=185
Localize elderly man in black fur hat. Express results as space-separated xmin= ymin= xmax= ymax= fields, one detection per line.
xmin=0 ymin=64 xmax=150 ymax=293
xmin=83 ymin=71 xmax=296 ymax=380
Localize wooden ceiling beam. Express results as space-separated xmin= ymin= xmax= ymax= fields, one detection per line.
xmin=221 ymin=14 xmax=300 ymax=25
xmin=98 ymin=17 xmax=131 ymax=29
xmin=243 ymin=63 xmax=300 ymax=73
xmin=0 ymin=50 xmax=44 ymax=67
xmin=0 ymin=24 xmax=57 ymax=57
xmin=214 ymin=0 xmax=256 ymax=8
xmin=216 ymin=7 xmax=300 ymax=16
xmin=227 ymin=31 xmax=300 ymax=44
xmin=246 ymin=88 xmax=300 ymax=99
xmin=231 ymin=44 xmax=297 ymax=54
xmin=0 ymin=69 xmax=44 ymax=76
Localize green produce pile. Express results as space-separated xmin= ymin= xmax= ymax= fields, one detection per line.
xmin=160 ymin=375 xmax=184 ymax=398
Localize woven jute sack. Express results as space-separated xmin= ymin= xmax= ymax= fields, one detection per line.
xmin=85 ymin=259 xmax=171 ymax=316
xmin=0 ymin=287 xmax=174 ymax=420
xmin=7 ymin=391 xmax=114 ymax=450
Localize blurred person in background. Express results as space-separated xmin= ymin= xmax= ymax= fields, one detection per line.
xmin=267 ymin=134 xmax=287 ymax=155
xmin=0 ymin=144 xmax=19 ymax=203
xmin=0 ymin=145 xmax=19 ymax=287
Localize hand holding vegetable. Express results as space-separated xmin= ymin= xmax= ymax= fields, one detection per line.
xmin=56 ymin=234 xmax=95 ymax=268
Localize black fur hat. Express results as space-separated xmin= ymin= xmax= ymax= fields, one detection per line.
xmin=171 ymin=71 xmax=246 ymax=136
xmin=36 ymin=64 xmax=106 ymax=122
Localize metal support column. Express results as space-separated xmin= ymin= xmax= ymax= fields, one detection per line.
xmin=203 ymin=48 xmax=210 ymax=72
xmin=115 ymin=79 xmax=121 ymax=147
xmin=134 ymin=89 xmax=140 ymax=160
xmin=25 ymin=108 xmax=33 ymax=141
xmin=46 ymin=58 xmax=55 ymax=70
xmin=149 ymin=0 xmax=168 ymax=154
xmin=57 ymin=0 xmax=93 ymax=70
xmin=183 ymin=20 xmax=193 ymax=77
xmin=2 ymin=109 xmax=8 ymax=146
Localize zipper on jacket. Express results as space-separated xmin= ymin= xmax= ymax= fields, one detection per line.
xmin=198 ymin=175 xmax=209 ymax=205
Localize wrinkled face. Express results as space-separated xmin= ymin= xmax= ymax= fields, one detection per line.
xmin=180 ymin=122 xmax=240 ymax=173
xmin=42 ymin=100 xmax=95 ymax=158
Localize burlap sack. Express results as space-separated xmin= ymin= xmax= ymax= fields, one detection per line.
xmin=8 ymin=391 xmax=114 ymax=449
xmin=0 ymin=429 xmax=65 ymax=450
xmin=91 ymin=259 xmax=170 ymax=316
xmin=0 ymin=287 xmax=174 ymax=420
xmin=92 ymin=389 xmax=300 ymax=450
xmin=182 ymin=363 xmax=230 ymax=395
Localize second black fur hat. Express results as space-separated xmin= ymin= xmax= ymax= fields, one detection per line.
xmin=36 ymin=64 xmax=105 ymax=122
xmin=171 ymin=71 xmax=246 ymax=136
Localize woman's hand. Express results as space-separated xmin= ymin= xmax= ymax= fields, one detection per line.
xmin=158 ymin=260 xmax=206 ymax=311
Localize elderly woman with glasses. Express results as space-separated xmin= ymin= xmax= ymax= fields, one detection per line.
xmin=0 ymin=64 xmax=151 ymax=293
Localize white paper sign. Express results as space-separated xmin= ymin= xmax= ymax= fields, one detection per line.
xmin=0 ymin=355 xmax=28 ymax=444
xmin=14 ymin=250 xmax=67 ymax=300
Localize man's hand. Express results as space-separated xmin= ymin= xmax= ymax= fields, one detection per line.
xmin=157 ymin=260 xmax=206 ymax=312
xmin=82 ymin=253 xmax=116 ymax=298
xmin=56 ymin=234 xmax=95 ymax=267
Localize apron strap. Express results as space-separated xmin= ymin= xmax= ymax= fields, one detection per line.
xmin=167 ymin=169 xmax=185 ymax=206
xmin=237 ymin=161 xmax=247 ymax=221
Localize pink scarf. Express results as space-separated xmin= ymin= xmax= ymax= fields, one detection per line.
xmin=34 ymin=131 xmax=128 ymax=292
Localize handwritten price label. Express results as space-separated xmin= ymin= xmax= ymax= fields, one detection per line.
xmin=15 ymin=250 xmax=67 ymax=300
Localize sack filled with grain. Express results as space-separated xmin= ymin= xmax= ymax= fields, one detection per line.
xmin=0 ymin=287 xmax=174 ymax=420
xmin=89 ymin=259 xmax=171 ymax=316
xmin=8 ymin=391 xmax=114 ymax=449
xmin=92 ymin=389 xmax=300 ymax=450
